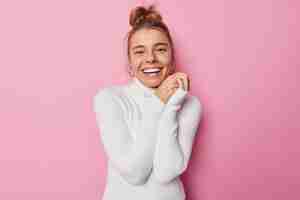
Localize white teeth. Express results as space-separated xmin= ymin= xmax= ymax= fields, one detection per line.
xmin=143 ymin=68 xmax=161 ymax=73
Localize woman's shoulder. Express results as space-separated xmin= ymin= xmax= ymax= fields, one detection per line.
xmin=93 ymin=84 xmax=128 ymax=112
xmin=96 ymin=81 xmax=132 ymax=97
xmin=95 ymin=85 xmax=122 ymax=97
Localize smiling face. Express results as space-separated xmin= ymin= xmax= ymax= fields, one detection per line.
xmin=128 ymin=28 xmax=174 ymax=88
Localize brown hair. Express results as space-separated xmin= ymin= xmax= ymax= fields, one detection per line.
xmin=125 ymin=5 xmax=175 ymax=75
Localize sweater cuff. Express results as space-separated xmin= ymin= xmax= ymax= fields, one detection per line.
xmin=166 ymin=87 xmax=188 ymax=108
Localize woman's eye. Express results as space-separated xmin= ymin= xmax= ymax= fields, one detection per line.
xmin=157 ymin=48 xmax=167 ymax=52
xmin=134 ymin=51 xmax=144 ymax=54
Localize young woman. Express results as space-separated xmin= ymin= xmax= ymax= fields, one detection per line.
xmin=93 ymin=5 xmax=203 ymax=200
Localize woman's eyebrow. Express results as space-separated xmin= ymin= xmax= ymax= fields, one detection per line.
xmin=154 ymin=42 xmax=168 ymax=47
xmin=132 ymin=45 xmax=144 ymax=50
xmin=132 ymin=42 xmax=168 ymax=50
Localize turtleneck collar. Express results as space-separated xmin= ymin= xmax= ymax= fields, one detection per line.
xmin=131 ymin=77 xmax=157 ymax=96
xmin=129 ymin=77 xmax=166 ymax=109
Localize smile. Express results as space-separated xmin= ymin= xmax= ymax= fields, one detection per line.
xmin=142 ymin=67 xmax=162 ymax=76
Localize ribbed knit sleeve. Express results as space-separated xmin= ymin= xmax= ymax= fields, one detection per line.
xmin=93 ymin=88 xmax=164 ymax=186
xmin=152 ymin=87 xmax=203 ymax=183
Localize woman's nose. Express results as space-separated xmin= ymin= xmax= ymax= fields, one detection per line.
xmin=145 ymin=51 xmax=156 ymax=63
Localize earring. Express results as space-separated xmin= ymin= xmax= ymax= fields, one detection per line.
xmin=129 ymin=69 xmax=134 ymax=77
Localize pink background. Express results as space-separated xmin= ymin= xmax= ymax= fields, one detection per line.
xmin=1 ymin=0 xmax=299 ymax=199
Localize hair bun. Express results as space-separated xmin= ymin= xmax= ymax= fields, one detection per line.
xmin=129 ymin=5 xmax=162 ymax=27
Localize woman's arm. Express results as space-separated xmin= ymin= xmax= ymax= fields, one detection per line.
xmin=94 ymin=88 xmax=163 ymax=185
xmin=152 ymin=88 xmax=203 ymax=183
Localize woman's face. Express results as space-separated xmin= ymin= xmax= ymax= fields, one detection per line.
xmin=128 ymin=28 xmax=173 ymax=88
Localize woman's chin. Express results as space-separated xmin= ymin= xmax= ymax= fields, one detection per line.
xmin=146 ymin=81 xmax=161 ymax=88
xmin=143 ymin=78 xmax=162 ymax=88
xmin=137 ymin=72 xmax=168 ymax=88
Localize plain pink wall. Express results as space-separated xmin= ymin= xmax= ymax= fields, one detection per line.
xmin=0 ymin=0 xmax=299 ymax=199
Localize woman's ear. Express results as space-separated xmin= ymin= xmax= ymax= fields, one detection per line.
xmin=126 ymin=62 xmax=134 ymax=77
xmin=129 ymin=68 xmax=134 ymax=77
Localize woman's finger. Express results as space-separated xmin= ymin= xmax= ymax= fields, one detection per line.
xmin=182 ymin=76 xmax=188 ymax=91
xmin=177 ymin=77 xmax=184 ymax=90
xmin=168 ymin=80 xmax=179 ymax=91
xmin=175 ymin=73 xmax=188 ymax=91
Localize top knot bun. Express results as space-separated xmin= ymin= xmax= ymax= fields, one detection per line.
xmin=129 ymin=5 xmax=163 ymax=27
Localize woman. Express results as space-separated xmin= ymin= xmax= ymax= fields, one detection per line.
xmin=93 ymin=5 xmax=203 ymax=200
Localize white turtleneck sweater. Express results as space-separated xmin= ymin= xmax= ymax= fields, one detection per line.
xmin=93 ymin=77 xmax=202 ymax=200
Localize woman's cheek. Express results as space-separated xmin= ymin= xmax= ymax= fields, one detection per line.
xmin=158 ymin=54 xmax=172 ymax=65
xmin=133 ymin=60 xmax=143 ymax=72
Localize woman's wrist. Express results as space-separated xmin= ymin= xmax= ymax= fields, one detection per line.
xmin=154 ymin=90 xmax=167 ymax=104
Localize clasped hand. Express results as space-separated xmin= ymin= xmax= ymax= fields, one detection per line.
xmin=154 ymin=72 xmax=190 ymax=104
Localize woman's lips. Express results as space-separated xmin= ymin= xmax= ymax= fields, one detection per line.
xmin=143 ymin=67 xmax=161 ymax=72
xmin=141 ymin=67 xmax=162 ymax=77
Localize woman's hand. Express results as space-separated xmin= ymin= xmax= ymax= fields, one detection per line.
xmin=173 ymin=72 xmax=190 ymax=91
xmin=154 ymin=72 xmax=190 ymax=104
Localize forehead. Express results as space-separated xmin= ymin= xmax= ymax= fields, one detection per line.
xmin=130 ymin=28 xmax=170 ymax=48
